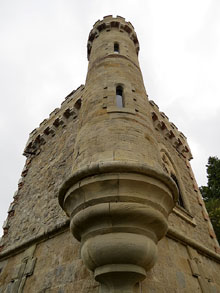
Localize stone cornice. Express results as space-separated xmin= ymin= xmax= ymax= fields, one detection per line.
xmin=58 ymin=161 xmax=179 ymax=210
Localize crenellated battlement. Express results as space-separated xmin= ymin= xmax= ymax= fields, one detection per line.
xmin=0 ymin=85 xmax=84 ymax=247
xmin=23 ymin=85 xmax=84 ymax=158
xmin=87 ymin=15 xmax=139 ymax=60
xmin=23 ymin=89 xmax=192 ymax=162
xmin=149 ymin=100 xmax=193 ymax=161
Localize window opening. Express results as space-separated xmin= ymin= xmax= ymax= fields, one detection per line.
xmin=171 ymin=173 xmax=185 ymax=208
xmin=116 ymin=86 xmax=124 ymax=108
xmin=74 ymin=98 xmax=81 ymax=110
xmin=114 ymin=42 xmax=119 ymax=53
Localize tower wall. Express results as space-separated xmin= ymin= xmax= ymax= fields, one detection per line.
xmin=59 ymin=16 xmax=178 ymax=291
xmin=0 ymin=85 xmax=84 ymax=253
xmin=0 ymin=16 xmax=220 ymax=293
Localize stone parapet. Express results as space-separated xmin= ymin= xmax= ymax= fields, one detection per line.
xmin=23 ymin=85 xmax=84 ymax=158
xmin=87 ymin=15 xmax=139 ymax=60
xmin=149 ymin=100 xmax=193 ymax=161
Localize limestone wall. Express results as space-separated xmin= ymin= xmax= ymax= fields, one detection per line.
xmin=0 ymin=85 xmax=84 ymax=253
xmin=0 ymin=14 xmax=219 ymax=292
xmin=1 ymin=92 xmax=219 ymax=292
xmin=0 ymin=87 xmax=219 ymax=291
xmin=149 ymin=100 xmax=219 ymax=253
xmin=0 ymin=229 xmax=219 ymax=292
xmin=0 ymin=229 xmax=98 ymax=292
xmin=142 ymin=236 xmax=220 ymax=292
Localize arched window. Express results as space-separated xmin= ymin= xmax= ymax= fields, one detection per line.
xmin=116 ymin=86 xmax=124 ymax=108
xmin=74 ymin=98 xmax=81 ymax=110
xmin=171 ymin=174 xmax=185 ymax=208
xmin=161 ymin=151 xmax=185 ymax=209
xmin=114 ymin=42 xmax=119 ymax=53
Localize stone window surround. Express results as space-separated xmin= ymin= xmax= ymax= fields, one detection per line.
xmin=103 ymin=82 xmax=138 ymax=114
xmin=160 ymin=147 xmax=196 ymax=226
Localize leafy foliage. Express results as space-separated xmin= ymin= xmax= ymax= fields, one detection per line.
xmin=200 ymin=156 xmax=220 ymax=243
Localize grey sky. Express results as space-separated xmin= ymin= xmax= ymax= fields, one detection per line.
xmin=1 ymin=0 xmax=220 ymax=236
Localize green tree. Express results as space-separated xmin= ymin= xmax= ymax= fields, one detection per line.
xmin=200 ymin=156 xmax=220 ymax=243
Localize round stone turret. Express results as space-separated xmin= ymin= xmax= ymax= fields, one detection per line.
xmin=87 ymin=15 xmax=139 ymax=61
xmin=59 ymin=16 xmax=178 ymax=293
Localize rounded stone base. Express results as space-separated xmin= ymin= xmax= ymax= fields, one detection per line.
xmin=95 ymin=264 xmax=146 ymax=293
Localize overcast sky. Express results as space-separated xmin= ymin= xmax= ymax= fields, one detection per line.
xmin=1 ymin=0 xmax=220 ymax=236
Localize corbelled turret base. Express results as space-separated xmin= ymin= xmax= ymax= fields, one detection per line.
xmin=59 ymin=161 xmax=177 ymax=291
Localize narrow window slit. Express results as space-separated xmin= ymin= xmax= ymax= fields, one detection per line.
xmin=116 ymin=86 xmax=124 ymax=108
xmin=114 ymin=42 xmax=119 ymax=53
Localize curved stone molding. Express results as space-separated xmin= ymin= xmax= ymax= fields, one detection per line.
xmin=59 ymin=161 xmax=178 ymax=208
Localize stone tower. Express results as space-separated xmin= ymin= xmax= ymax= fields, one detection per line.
xmin=0 ymin=15 xmax=220 ymax=293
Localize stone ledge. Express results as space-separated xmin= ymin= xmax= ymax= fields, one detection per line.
xmin=172 ymin=206 xmax=196 ymax=227
xmin=1 ymin=220 xmax=219 ymax=264
xmin=107 ymin=106 xmax=136 ymax=115
xmin=167 ymin=227 xmax=220 ymax=263
xmin=87 ymin=54 xmax=141 ymax=75
xmin=0 ymin=220 xmax=69 ymax=261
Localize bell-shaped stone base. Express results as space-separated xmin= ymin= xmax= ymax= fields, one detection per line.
xmin=59 ymin=162 xmax=178 ymax=292
xmin=81 ymin=232 xmax=156 ymax=292
xmin=80 ymin=232 xmax=157 ymax=271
